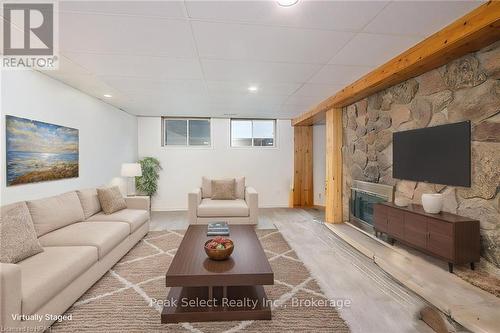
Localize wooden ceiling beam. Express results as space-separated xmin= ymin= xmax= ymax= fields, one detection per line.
xmin=292 ymin=1 xmax=500 ymax=126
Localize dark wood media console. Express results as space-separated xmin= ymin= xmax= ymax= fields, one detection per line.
xmin=373 ymin=202 xmax=480 ymax=273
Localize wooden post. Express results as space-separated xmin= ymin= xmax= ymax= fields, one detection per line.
xmin=325 ymin=108 xmax=343 ymax=223
xmin=293 ymin=126 xmax=313 ymax=207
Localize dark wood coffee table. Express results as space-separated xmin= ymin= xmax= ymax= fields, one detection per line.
xmin=161 ymin=225 xmax=274 ymax=323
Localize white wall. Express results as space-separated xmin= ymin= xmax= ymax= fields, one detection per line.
xmin=313 ymin=124 xmax=325 ymax=206
xmin=138 ymin=117 xmax=294 ymax=210
xmin=0 ymin=70 xmax=138 ymax=204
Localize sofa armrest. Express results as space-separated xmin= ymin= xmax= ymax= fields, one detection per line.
xmin=188 ymin=188 xmax=202 ymax=224
xmin=125 ymin=196 xmax=150 ymax=211
xmin=0 ymin=263 xmax=21 ymax=330
xmin=245 ymin=187 xmax=258 ymax=224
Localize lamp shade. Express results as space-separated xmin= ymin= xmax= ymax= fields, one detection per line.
xmin=121 ymin=163 xmax=142 ymax=177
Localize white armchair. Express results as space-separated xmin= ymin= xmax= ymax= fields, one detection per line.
xmin=188 ymin=177 xmax=258 ymax=225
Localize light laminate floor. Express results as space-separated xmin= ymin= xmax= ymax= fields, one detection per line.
xmin=150 ymin=208 xmax=438 ymax=333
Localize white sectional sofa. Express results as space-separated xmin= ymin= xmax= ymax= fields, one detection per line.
xmin=0 ymin=190 xmax=150 ymax=332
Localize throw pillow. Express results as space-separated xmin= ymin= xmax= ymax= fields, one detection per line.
xmin=1 ymin=202 xmax=44 ymax=264
xmin=77 ymin=188 xmax=102 ymax=219
xmin=211 ymin=179 xmax=236 ymax=200
xmin=97 ymin=186 xmax=127 ymax=214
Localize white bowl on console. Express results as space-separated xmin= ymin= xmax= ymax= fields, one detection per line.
xmin=421 ymin=193 xmax=443 ymax=214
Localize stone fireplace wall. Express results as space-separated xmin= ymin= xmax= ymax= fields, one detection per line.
xmin=341 ymin=41 xmax=500 ymax=267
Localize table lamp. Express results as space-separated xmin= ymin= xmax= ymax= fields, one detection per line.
xmin=121 ymin=163 xmax=142 ymax=196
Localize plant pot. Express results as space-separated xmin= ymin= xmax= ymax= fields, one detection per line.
xmin=421 ymin=193 xmax=443 ymax=214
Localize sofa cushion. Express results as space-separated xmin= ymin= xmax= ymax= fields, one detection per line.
xmin=97 ymin=186 xmax=127 ymax=214
xmin=38 ymin=222 xmax=129 ymax=259
xmin=0 ymin=202 xmax=43 ymax=263
xmin=197 ymin=199 xmax=249 ymax=217
xmin=235 ymin=176 xmax=245 ymax=199
xmin=202 ymin=176 xmax=212 ymax=198
xmin=77 ymin=188 xmax=101 ymax=219
xmin=202 ymin=177 xmax=245 ymax=199
xmin=211 ymin=179 xmax=235 ymax=200
xmin=27 ymin=191 xmax=85 ymax=237
xmin=19 ymin=246 xmax=97 ymax=315
xmin=86 ymin=209 xmax=149 ymax=233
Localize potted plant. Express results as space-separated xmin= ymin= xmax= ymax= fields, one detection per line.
xmin=135 ymin=157 xmax=162 ymax=210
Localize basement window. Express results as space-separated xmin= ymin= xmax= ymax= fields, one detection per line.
xmin=162 ymin=117 xmax=211 ymax=147
xmin=231 ymin=119 xmax=275 ymax=147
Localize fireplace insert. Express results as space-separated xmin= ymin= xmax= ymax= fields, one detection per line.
xmin=350 ymin=180 xmax=394 ymax=232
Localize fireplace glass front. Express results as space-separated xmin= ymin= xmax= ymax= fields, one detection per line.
xmin=349 ymin=180 xmax=394 ymax=230
xmin=350 ymin=190 xmax=386 ymax=226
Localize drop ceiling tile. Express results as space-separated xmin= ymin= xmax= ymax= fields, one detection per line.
xmin=40 ymin=1 xmax=482 ymax=119
xmin=209 ymin=93 xmax=288 ymax=108
xmin=364 ymin=1 xmax=483 ymax=37
xmin=309 ymin=64 xmax=373 ymax=85
xmin=127 ymin=103 xmax=212 ymax=117
xmin=186 ymin=0 xmax=387 ymax=31
xmin=100 ymin=77 xmax=207 ymax=96
xmin=284 ymin=94 xmax=323 ymax=107
xmin=59 ymin=0 xmax=186 ymax=18
xmin=60 ymin=1 xmax=186 ymax=18
xmin=292 ymin=83 xmax=343 ymax=98
xmin=207 ymin=104 xmax=284 ymax=119
xmin=128 ymin=93 xmax=211 ymax=114
xmin=280 ymin=104 xmax=311 ymax=118
xmin=60 ymin=12 xmax=195 ymax=57
xmin=206 ymin=81 xmax=301 ymax=96
xmin=192 ymin=21 xmax=354 ymax=64
xmin=46 ymin=55 xmax=92 ymax=77
xmin=329 ymin=33 xmax=421 ymax=67
xmin=201 ymin=59 xmax=321 ymax=83
xmin=64 ymin=53 xmax=203 ymax=80
xmin=43 ymin=72 xmax=129 ymax=105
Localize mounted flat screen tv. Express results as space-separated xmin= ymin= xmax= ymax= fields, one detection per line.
xmin=393 ymin=121 xmax=471 ymax=187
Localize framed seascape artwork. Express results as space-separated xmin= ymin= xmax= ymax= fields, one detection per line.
xmin=6 ymin=115 xmax=79 ymax=186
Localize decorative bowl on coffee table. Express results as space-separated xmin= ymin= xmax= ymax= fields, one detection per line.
xmin=204 ymin=237 xmax=234 ymax=260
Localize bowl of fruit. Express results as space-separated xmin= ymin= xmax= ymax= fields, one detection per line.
xmin=204 ymin=236 xmax=234 ymax=260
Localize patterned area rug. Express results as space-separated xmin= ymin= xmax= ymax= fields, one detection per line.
xmin=51 ymin=230 xmax=350 ymax=332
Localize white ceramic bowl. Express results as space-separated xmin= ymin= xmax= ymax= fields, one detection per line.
xmin=421 ymin=193 xmax=443 ymax=214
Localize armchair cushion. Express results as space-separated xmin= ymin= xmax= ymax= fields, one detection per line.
xmin=197 ymin=199 xmax=249 ymax=217
xmin=211 ymin=179 xmax=235 ymax=200
xmin=235 ymin=176 xmax=245 ymax=199
xmin=202 ymin=177 xmax=245 ymax=199
xmin=202 ymin=177 xmax=212 ymax=198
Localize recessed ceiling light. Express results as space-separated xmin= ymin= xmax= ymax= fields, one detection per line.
xmin=277 ymin=0 xmax=299 ymax=7
xmin=103 ymin=94 xmax=112 ymax=98
xmin=248 ymin=86 xmax=258 ymax=92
